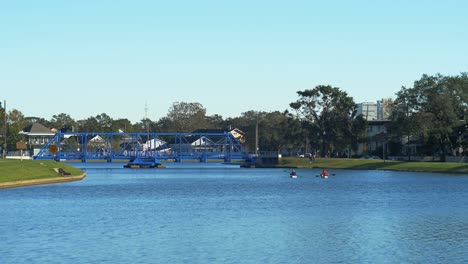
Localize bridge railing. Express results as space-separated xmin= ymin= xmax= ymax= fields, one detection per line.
xmin=34 ymin=131 xmax=252 ymax=163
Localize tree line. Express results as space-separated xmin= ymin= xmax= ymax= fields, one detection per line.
xmin=1 ymin=73 xmax=467 ymax=160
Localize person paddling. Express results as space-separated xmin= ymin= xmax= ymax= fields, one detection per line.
xmin=321 ymin=170 xmax=329 ymax=177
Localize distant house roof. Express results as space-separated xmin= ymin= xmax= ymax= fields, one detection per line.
xmin=20 ymin=123 xmax=54 ymax=135
xmin=191 ymin=136 xmax=216 ymax=147
xmin=229 ymin=128 xmax=245 ymax=143
xmin=144 ymin=138 xmax=169 ymax=150
xmin=89 ymin=135 xmax=105 ymax=143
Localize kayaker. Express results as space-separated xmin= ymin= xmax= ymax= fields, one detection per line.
xmin=321 ymin=170 xmax=329 ymax=177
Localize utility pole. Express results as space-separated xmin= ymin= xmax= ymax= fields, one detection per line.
xmin=255 ymin=113 xmax=259 ymax=156
xmin=406 ymin=101 xmax=411 ymax=161
xmin=145 ymin=101 xmax=150 ymax=150
xmin=145 ymin=101 xmax=149 ymax=134
xmin=3 ymin=100 xmax=7 ymax=159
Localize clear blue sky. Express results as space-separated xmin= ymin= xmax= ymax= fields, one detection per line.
xmin=1 ymin=0 xmax=467 ymax=122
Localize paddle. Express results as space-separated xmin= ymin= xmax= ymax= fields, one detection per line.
xmin=316 ymin=173 xmax=336 ymax=177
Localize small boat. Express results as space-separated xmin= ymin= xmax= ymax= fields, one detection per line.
xmin=320 ymin=170 xmax=329 ymax=179
xmin=290 ymin=170 xmax=297 ymax=178
xmin=124 ymin=157 xmax=161 ymax=169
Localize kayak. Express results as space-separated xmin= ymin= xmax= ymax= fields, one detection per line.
xmin=290 ymin=170 xmax=297 ymax=178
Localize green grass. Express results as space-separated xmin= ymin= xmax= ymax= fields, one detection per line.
xmin=0 ymin=159 xmax=83 ymax=183
xmin=279 ymin=157 xmax=468 ymax=174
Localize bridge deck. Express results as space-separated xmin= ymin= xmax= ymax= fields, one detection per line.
xmin=34 ymin=132 xmax=254 ymax=164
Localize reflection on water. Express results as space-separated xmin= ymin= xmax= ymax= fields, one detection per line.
xmin=1 ymin=165 xmax=467 ymax=263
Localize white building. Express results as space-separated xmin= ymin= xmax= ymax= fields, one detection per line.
xmin=357 ymin=102 xmax=378 ymax=120
xmin=357 ymin=98 xmax=393 ymax=121
xmin=377 ymin=98 xmax=393 ymax=120
xmin=19 ymin=123 xmax=55 ymax=156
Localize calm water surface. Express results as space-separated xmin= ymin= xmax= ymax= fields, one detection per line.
xmin=1 ymin=163 xmax=467 ymax=263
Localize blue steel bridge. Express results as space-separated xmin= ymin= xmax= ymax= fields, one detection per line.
xmin=33 ymin=131 xmax=254 ymax=165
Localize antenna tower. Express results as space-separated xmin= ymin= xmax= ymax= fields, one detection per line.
xmin=145 ymin=101 xmax=149 ymax=134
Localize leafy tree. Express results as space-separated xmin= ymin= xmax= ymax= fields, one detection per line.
xmin=112 ymin=118 xmax=134 ymax=132
xmin=227 ymin=111 xmax=258 ymax=152
xmin=286 ymin=118 xmax=310 ymax=155
xmin=50 ymin=113 xmax=76 ymax=131
xmin=205 ymin=114 xmax=225 ymax=129
xmin=258 ymin=111 xmax=295 ymax=153
xmin=133 ymin=118 xmax=158 ymax=133
xmin=224 ymin=110 xmax=305 ymax=154
xmin=0 ymin=102 xmax=5 ymax=155
xmin=0 ymin=103 xmax=4 ymax=136
xmin=155 ymin=117 xmax=173 ymax=132
xmin=77 ymin=117 xmax=99 ymax=132
xmin=24 ymin=116 xmax=51 ymax=127
xmin=95 ymin=113 xmax=113 ymax=132
xmin=347 ymin=114 xmax=368 ymax=155
xmin=224 ymin=115 xmax=251 ymax=132
xmin=390 ymin=73 xmax=468 ymax=161
xmin=165 ymin=102 xmax=209 ymax=132
xmin=290 ymin=85 xmax=362 ymax=157
xmin=75 ymin=113 xmax=115 ymax=133
xmin=7 ymin=109 xmax=27 ymax=150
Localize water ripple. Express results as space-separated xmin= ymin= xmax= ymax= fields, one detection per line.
xmin=1 ymin=168 xmax=467 ymax=263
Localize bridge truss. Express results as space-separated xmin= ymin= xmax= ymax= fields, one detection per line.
xmin=34 ymin=131 xmax=253 ymax=163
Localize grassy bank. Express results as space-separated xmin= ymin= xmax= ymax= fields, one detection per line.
xmin=0 ymin=159 xmax=84 ymax=183
xmin=279 ymin=157 xmax=468 ymax=174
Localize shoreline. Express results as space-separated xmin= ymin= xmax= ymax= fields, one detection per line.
xmin=276 ymin=158 xmax=468 ymax=174
xmin=0 ymin=172 xmax=87 ymax=189
xmin=277 ymin=166 xmax=468 ymax=175
xmin=255 ymin=165 xmax=467 ymax=174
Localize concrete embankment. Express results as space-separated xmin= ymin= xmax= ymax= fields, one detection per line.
xmin=0 ymin=173 xmax=86 ymax=189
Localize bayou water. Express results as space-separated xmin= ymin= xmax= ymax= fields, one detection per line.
xmin=1 ymin=164 xmax=467 ymax=263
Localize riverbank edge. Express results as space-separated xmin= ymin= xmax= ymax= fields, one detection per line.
xmin=274 ymin=165 xmax=467 ymax=174
xmin=0 ymin=173 xmax=87 ymax=189
xmin=272 ymin=158 xmax=468 ymax=174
